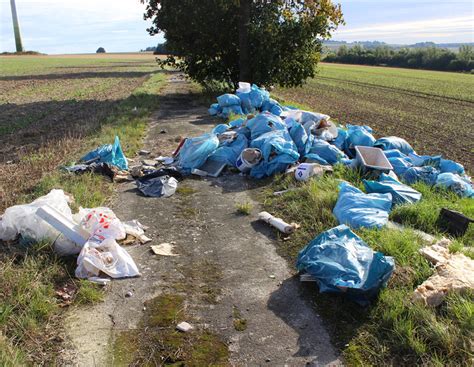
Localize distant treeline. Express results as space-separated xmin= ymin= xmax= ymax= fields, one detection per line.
xmin=324 ymin=45 xmax=474 ymax=72
xmin=141 ymin=43 xmax=169 ymax=55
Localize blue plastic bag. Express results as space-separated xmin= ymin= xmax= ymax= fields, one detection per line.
xmin=388 ymin=157 xmax=413 ymax=177
xmin=408 ymin=153 xmax=441 ymax=168
xmin=249 ymin=84 xmax=270 ymax=109
xmin=384 ymin=149 xmax=408 ymax=159
xmin=80 ymin=136 xmax=128 ymax=171
xmin=250 ymin=130 xmax=300 ymax=178
xmin=221 ymin=105 xmax=243 ymax=118
xmin=296 ymin=225 xmax=395 ymax=304
xmin=436 ymin=173 xmax=474 ymax=198
xmin=208 ymin=103 xmax=221 ymax=116
xmin=229 ymin=117 xmax=245 ymax=128
xmin=345 ymin=125 xmax=376 ymax=157
xmin=286 ymin=118 xmax=313 ymax=156
xmin=246 ymin=112 xmax=287 ymax=140
xmin=217 ymin=93 xmax=240 ymax=107
xmin=439 ymin=159 xmax=465 ymax=175
xmin=177 ymin=133 xmax=219 ymax=173
xmin=208 ymin=134 xmax=248 ymax=167
xmin=333 ymin=182 xmax=392 ymax=229
xmin=374 ymin=136 xmax=414 ymax=155
xmin=364 ymin=173 xmax=422 ymax=206
xmin=331 ymin=128 xmax=348 ymax=151
xmin=237 ymin=84 xmax=270 ymax=112
xmin=307 ymin=138 xmax=346 ymax=165
xmin=401 ymin=166 xmax=439 ymax=186
xmin=212 ymin=124 xmax=230 ymax=135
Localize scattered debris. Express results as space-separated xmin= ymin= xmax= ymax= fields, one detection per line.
xmin=258 ymin=211 xmax=299 ymax=234
xmin=122 ymin=220 xmax=152 ymax=244
xmin=138 ymin=149 xmax=150 ymax=155
xmin=88 ymin=277 xmax=111 ymax=286
xmin=160 ymin=129 xmax=167 ymax=134
xmin=176 ymin=321 xmax=193 ymax=332
xmin=151 ymin=243 xmax=178 ymax=257
xmin=141 ymin=159 xmax=157 ymax=167
xmin=156 ymin=156 xmax=174 ymax=165
xmin=136 ymin=175 xmax=178 ymax=197
xmin=125 ymin=291 xmax=134 ymax=298
xmin=413 ymin=240 xmax=474 ymax=306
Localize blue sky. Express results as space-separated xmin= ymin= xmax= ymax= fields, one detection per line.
xmin=0 ymin=0 xmax=473 ymax=54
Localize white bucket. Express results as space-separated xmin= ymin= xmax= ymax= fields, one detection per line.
xmin=236 ymin=148 xmax=262 ymax=172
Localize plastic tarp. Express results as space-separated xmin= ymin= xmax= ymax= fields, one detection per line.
xmin=208 ymin=133 xmax=248 ymax=166
xmin=364 ymin=173 xmax=422 ymax=206
xmin=80 ymin=136 xmax=128 ymax=171
xmin=177 ymin=133 xmax=219 ymax=173
xmin=374 ymin=136 xmax=414 ymax=155
xmin=296 ymin=224 xmax=395 ymax=304
xmin=217 ymin=93 xmax=240 ymax=107
xmin=436 ymin=173 xmax=474 ymax=198
xmin=307 ymin=138 xmax=346 ymax=165
xmin=246 ymin=112 xmax=287 ymax=140
xmin=333 ymin=182 xmax=392 ymax=229
xmin=249 ymin=130 xmax=300 ymax=179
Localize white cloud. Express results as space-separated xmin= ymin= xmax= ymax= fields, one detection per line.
xmin=333 ymin=16 xmax=474 ymax=43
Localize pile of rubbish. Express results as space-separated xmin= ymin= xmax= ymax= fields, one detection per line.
xmin=0 ymin=189 xmax=144 ymax=282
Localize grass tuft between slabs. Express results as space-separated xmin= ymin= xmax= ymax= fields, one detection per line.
xmin=0 ymin=72 xmax=166 ymax=366
xmin=262 ymin=164 xmax=473 ymax=366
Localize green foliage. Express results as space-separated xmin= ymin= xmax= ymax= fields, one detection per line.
xmin=143 ymin=0 xmax=343 ymax=87
xmin=325 ymin=45 xmax=474 ymax=72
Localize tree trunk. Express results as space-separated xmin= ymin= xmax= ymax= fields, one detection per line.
xmin=10 ymin=0 xmax=24 ymax=52
xmin=238 ymin=0 xmax=251 ymax=82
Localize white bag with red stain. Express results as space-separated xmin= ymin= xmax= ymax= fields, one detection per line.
xmin=76 ymin=207 xmax=126 ymax=241
xmin=75 ymin=238 xmax=140 ymax=279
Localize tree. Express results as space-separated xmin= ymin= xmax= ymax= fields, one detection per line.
xmin=96 ymin=47 xmax=106 ymax=53
xmin=142 ymin=0 xmax=343 ymax=88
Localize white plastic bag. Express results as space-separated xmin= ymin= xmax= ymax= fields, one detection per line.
xmin=0 ymin=189 xmax=80 ymax=255
xmin=75 ymin=238 xmax=140 ymax=279
xmin=75 ymin=207 xmax=126 ymax=242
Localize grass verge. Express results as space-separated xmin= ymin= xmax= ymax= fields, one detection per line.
xmin=262 ymin=165 xmax=473 ymax=366
xmin=0 ymin=72 xmax=167 ymax=365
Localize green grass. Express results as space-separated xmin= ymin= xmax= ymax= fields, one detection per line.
xmin=235 ymin=201 xmax=253 ymax=215
xmin=315 ymin=63 xmax=474 ymax=102
xmin=262 ymin=165 xmax=473 ymax=366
